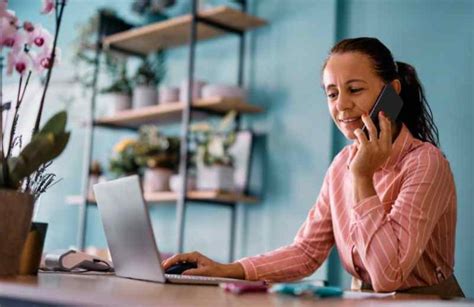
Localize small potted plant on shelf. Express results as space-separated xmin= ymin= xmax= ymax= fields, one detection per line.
xmin=101 ymin=61 xmax=132 ymax=116
xmin=0 ymin=0 xmax=69 ymax=276
xmin=190 ymin=111 xmax=237 ymax=192
xmin=131 ymin=0 xmax=175 ymax=24
xmin=132 ymin=51 xmax=165 ymax=109
xmin=134 ymin=126 xmax=179 ymax=192
xmin=109 ymin=138 xmax=140 ymax=178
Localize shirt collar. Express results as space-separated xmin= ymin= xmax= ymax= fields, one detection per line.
xmin=380 ymin=123 xmax=413 ymax=170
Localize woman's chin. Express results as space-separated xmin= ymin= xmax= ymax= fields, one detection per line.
xmin=342 ymin=131 xmax=357 ymax=140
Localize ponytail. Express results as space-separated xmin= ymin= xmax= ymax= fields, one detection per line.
xmin=396 ymin=61 xmax=439 ymax=147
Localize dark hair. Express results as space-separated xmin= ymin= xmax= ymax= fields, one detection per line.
xmin=325 ymin=37 xmax=439 ymax=147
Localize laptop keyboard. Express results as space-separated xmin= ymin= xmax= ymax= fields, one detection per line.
xmin=165 ymin=274 xmax=229 ymax=282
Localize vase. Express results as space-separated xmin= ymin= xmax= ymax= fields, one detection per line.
xmin=180 ymin=80 xmax=207 ymax=103
xmin=169 ymin=174 xmax=197 ymax=193
xmin=159 ymin=86 xmax=179 ymax=104
xmin=19 ymin=222 xmax=48 ymax=275
xmin=133 ymin=85 xmax=158 ymax=109
xmin=0 ymin=189 xmax=35 ymax=276
xmin=197 ymin=165 xmax=234 ymax=192
xmin=108 ymin=93 xmax=131 ymax=115
xmin=143 ymin=168 xmax=174 ymax=192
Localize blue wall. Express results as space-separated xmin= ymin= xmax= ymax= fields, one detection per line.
xmin=9 ymin=0 xmax=473 ymax=297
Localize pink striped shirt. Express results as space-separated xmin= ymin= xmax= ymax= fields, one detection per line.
xmin=238 ymin=124 xmax=457 ymax=292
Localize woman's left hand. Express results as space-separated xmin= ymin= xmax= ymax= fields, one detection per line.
xmin=350 ymin=112 xmax=393 ymax=178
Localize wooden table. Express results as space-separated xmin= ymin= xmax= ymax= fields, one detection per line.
xmin=0 ymin=273 xmax=471 ymax=306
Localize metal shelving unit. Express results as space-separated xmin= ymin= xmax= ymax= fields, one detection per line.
xmin=73 ymin=1 xmax=266 ymax=262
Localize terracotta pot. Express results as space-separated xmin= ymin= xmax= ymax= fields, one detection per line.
xmin=0 ymin=189 xmax=34 ymax=276
xmin=143 ymin=168 xmax=173 ymax=192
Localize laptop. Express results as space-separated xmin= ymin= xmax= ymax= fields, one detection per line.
xmin=93 ymin=175 xmax=264 ymax=286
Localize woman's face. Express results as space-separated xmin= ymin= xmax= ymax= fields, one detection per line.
xmin=322 ymin=52 xmax=385 ymax=140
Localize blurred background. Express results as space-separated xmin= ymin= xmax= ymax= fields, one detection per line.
xmin=6 ymin=0 xmax=473 ymax=297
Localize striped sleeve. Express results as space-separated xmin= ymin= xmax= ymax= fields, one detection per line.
xmin=238 ymin=170 xmax=335 ymax=282
xmin=349 ymin=147 xmax=454 ymax=292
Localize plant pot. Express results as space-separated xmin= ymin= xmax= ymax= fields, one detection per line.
xmin=19 ymin=222 xmax=48 ymax=275
xmin=169 ymin=174 xmax=197 ymax=193
xmin=107 ymin=93 xmax=131 ymax=115
xmin=197 ymin=165 xmax=234 ymax=192
xmin=143 ymin=168 xmax=173 ymax=192
xmin=0 ymin=189 xmax=35 ymax=276
xmin=133 ymin=85 xmax=158 ymax=109
xmin=159 ymin=86 xmax=179 ymax=104
xmin=180 ymin=80 xmax=207 ymax=102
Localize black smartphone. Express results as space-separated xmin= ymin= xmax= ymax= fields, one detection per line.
xmin=362 ymin=84 xmax=404 ymax=137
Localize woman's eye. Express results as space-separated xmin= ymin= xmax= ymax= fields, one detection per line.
xmin=350 ymin=88 xmax=363 ymax=93
xmin=327 ymin=92 xmax=337 ymax=99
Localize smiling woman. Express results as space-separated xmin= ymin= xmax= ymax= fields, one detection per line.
xmin=162 ymin=37 xmax=464 ymax=297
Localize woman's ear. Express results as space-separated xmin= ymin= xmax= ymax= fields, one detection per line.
xmin=391 ymin=79 xmax=402 ymax=95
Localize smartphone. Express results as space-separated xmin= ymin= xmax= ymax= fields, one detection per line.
xmin=362 ymin=84 xmax=404 ymax=137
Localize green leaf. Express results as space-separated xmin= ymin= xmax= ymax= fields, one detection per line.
xmin=39 ymin=111 xmax=67 ymax=135
xmin=7 ymin=131 xmax=70 ymax=187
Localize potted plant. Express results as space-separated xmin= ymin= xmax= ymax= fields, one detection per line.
xmin=190 ymin=111 xmax=237 ymax=192
xmin=101 ymin=62 xmax=132 ymax=115
xmin=109 ymin=138 xmax=140 ymax=178
xmin=134 ymin=126 xmax=179 ymax=192
xmin=131 ymin=0 xmax=175 ymax=24
xmin=0 ymin=0 xmax=69 ymax=276
xmin=132 ymin=51 xmax=165 ymax=109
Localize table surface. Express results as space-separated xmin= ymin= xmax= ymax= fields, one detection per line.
xmin=0 ymin=272 xmax=471 ymax=306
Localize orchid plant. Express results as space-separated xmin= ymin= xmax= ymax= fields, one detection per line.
xmin=0 ymin=0 xmax=69 ymax=198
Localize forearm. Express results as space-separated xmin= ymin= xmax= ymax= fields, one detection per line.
xmin=223 ymin=262 xmax=245 ymax=279
xmin=237 ymin=244 xmax=327 ymax=282
xmin=352 ymin=175 xmax=377 ymax=203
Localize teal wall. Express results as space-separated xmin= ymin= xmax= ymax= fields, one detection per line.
xmin=9 ymin=0 xmax=473 ymax=297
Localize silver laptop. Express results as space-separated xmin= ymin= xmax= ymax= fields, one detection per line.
xmin=93 ymin=175 xmax=263 ymax=286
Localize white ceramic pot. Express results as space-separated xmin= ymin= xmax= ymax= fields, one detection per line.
xmin=143 ymin=168 xmax=174 ymax=192
xmin=169 ymin=174 xmax=197 ymax=193
xmin=201 ymin=84 xmax=246 ymax=100
xmin=197 ymin=165 xmax=234 ymax=191
xmin=133 ymin=85 xmax=158 ymax=109
xmin=108 ymin=93 xmax=131 ymax=115
xmin=159 ymin=86 xmax=180 ymax=104
xmin=180 ymin=80 xmax=207 ymax=102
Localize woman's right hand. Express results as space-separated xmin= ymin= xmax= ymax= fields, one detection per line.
xmin=161 ymin=251 xmax=245 ymax=279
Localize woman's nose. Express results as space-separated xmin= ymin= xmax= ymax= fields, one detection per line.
xmin=335 ymin=93 xmax=353 ymax=111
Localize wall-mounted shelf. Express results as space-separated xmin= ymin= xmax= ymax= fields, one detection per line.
xmin=103 ymin=6 xmax=266 ymax=54
xmin=67 ymin=191 xmax=258 ymax=206
xmin=94 ymin=97 xmax=263 ymax=128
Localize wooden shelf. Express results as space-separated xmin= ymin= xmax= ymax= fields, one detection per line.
xmin=94 ymin=97 xmax=263 ymax=128
xmin=66 ymin=191 xmax=258 ymax=205
xmin=103 ymin=6 xmax=266 ymax=54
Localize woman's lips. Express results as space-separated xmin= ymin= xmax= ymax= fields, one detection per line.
xmin=339 ymin=117 xmax=360 ymax=123
xmin=339 ymin=117 xmax=362 ymax=129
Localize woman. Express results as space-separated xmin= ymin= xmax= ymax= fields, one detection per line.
xmin=163 ymin=37 xmax=463 ymax=296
